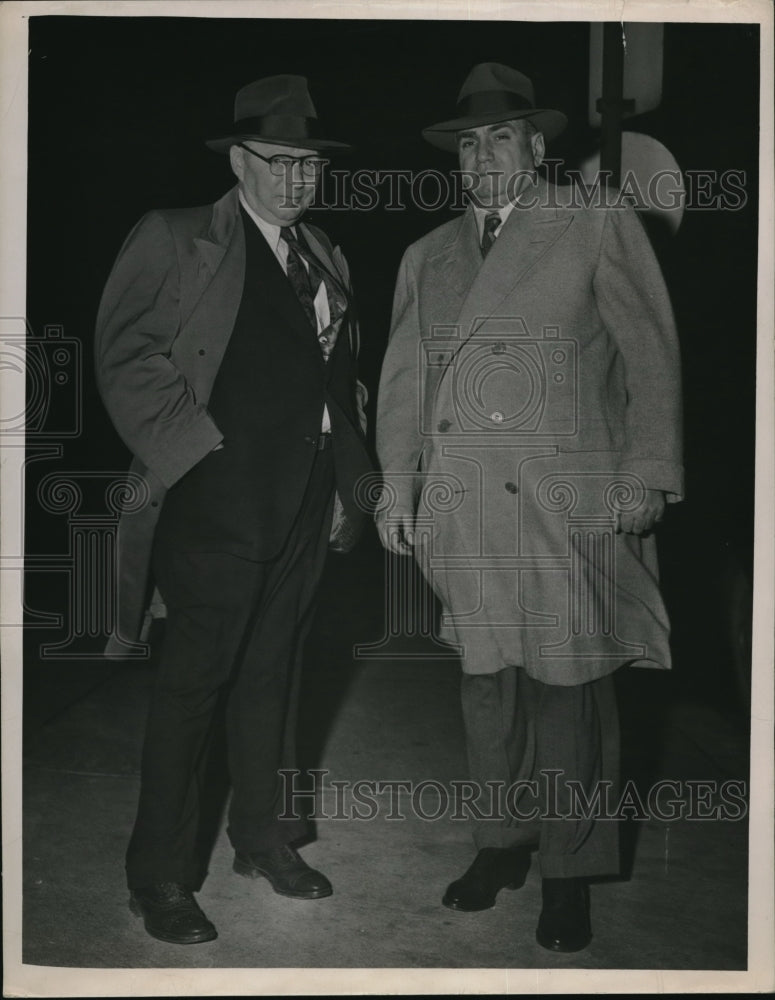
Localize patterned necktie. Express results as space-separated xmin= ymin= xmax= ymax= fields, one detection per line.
xmin=280 ymin=228 xmax=319 ymax=330
xmin=480 ymin=211 xmax=502 ymax=258
xmin=280 ymin=228 xmax=348 ymax=361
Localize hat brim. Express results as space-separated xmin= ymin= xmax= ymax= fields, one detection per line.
xmin=422 ymin=108 xmax=567 ymax=151
xmin=205 ymin=133 xmax=352 ymax=154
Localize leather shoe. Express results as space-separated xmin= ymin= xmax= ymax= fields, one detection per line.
xmin=129 ymin=882 xmax=217 ymax=945
xmin=233 ymin=843 xmax=333 ymax=899
xmin=442 ymin=846 xmax=531 ymax=911
xmin=535 ymin=876 xmax=592 ymax=952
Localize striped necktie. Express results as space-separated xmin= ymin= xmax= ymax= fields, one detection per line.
xmin=480 ymin=211 xmax=502 ymax=258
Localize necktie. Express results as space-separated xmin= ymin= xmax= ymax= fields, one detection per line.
xmin=280 ymin=228 xmax=319 ymax=330
xmin=480 ymin=211 xmax=501 ymax=258
xmin=280 ymin=228 xmax=348 ymax=361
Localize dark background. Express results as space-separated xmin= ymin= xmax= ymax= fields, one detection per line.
xmin=25 ymin=15 xmax=760 ymax=712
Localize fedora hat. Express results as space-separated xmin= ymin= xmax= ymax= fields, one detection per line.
xmin=206 ymin=74 xmax=351 ymax=153
xmin=422 ymin=62 xmax=567 ymax=152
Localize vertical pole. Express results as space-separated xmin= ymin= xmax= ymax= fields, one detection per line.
xmin=599 ymin=21 xmax=626 ymax=189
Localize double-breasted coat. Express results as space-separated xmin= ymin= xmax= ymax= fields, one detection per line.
xmin=95 ymin=185 xmax=369 ymax=657
xmin=377 ymin=179 xmax=684 ymax=683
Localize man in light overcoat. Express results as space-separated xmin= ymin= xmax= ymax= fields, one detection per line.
xmin=376 ymin=62 xmax=683 ymax=952
xmin=96 ymin=75 xmax=371 ymax=945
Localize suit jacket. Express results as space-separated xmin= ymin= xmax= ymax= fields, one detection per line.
xmin=376 ymin=179 xmax=684 ymax=683
xmin=95 ymin=185 xmax=370 ymax=656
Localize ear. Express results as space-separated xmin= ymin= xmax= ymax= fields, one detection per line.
xmin=229 ymin=145 xmax=245 ymax=182
xmin=531 ymin=131 xmax=545 ymax=168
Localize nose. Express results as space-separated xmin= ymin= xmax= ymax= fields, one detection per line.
xmin=282 ymin=164 xmax=313 ymax=190
xmin=476 ymin=139 xmax=494 ymax=167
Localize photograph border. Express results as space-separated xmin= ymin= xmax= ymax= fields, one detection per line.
xmin=2 ymin=1 xmax=773 ymax=995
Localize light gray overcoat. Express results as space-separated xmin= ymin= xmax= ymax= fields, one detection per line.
xmin=377 ymin=179 xmax=684 ymax=683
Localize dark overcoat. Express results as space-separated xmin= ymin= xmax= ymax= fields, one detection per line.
xmin=95 ymin=185 xmax=369 ymax=656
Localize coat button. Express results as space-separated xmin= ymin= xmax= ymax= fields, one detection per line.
xmin=198 ymin=349 xmax=205 ymax=356
xmin=437 ymin=419 xmax=451 ymax=432
xmin=504 ymin=482 xmax=518 ymax=494
xmin=492 ymin=342 xmax=506 ymax=354
xmin=151 ymin=501 xmax=159 ymax=507
xmin=491 ymin=411 xmax=504 ymax=423
xmin=304 ymin=435 xmax=315 ymax=444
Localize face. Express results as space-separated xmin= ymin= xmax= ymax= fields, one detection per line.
xmin=229 ymin=140 xmax=322 ymax=226
xmin=457 ymin=120 xmax=545 ymax=208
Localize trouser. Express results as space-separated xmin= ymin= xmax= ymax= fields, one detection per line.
xmin=460 ymin=666 xmax=620 ymax=878
xmin=125 ymin=448 xmax=335 ymax=890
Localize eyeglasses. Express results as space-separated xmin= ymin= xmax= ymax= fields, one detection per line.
xmin=238 ymin=143 xmax=327 ymax=177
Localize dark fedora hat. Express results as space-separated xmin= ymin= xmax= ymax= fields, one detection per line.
xmin=422 ymin=62 xmax=567 ymax=152
xmin=205 ymin=74 xmax=351 ymax=153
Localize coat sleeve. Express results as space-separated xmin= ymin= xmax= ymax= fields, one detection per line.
xmin=94 ymin=211 xmax=223 ymax=489
xmin=376 ymin=247 xmax=424 ymax=507
xmin=592 ymin=205 xmax=684 ymax=502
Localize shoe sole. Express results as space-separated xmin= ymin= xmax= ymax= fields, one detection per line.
xmin=232 ymin=857 xmax=333 ymax=899
xmin=129 ymin=896 xmax=218 ymax=945
xmin=442 ymin=880 xmax=524 ymax=912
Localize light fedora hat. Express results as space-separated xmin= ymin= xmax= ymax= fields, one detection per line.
xmin=206 ymin=74 xmax=351 ymax=153
xmin=422 ymin=62 xmax=567 ymax=152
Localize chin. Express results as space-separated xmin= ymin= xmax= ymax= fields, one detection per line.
xmin=278 ymin=197 xmax=311 ymax=216
xmin=469 ymin=187 xmax=499 ymax=209
xmin=274 ymin=206 xmax=306 ymax=224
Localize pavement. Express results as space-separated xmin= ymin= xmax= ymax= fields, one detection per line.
xmin=16 ymin=533 xmax=752 ymax=982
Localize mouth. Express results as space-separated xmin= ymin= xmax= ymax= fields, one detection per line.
xmin=281 ymin=188 xmax=312 ymax=201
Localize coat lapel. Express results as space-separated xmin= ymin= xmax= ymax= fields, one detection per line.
xmin=454 ymin=179 xmax=574 ymax=343
xmin=425 ymin=210 xmax=481 ymax=318
xmin=300 ymin=223 xmax=337 ymax=283
xmin=192 ymin=184 xmax=239 ymax=286
xmin=180 ymin=187 xmax=244 ymax=380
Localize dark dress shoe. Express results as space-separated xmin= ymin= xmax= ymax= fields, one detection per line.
xmin=129 ymin=882 xmax=217 ymax=945
xmin=233 ymin=843 xmax=333 ymax=899
xmin=536 ymin=876 xmax=592 ymax=952
xmin=442 ymin=846 xmax=531 ymax=911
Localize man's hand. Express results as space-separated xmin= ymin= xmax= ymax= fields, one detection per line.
xmin=376 ymin=509 xmax=416 ymax=556
xmin=616 ymin=489 xmax=666 ymax=535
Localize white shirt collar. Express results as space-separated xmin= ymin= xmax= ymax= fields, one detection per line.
xmin=472 ymin=200 xmax=515 ymax=236
xmin=471 ymin=173 xmax=539 ymax=237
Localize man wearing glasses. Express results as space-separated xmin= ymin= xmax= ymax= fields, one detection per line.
xmin=95 ymin=75 xmax=371 ymax=945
